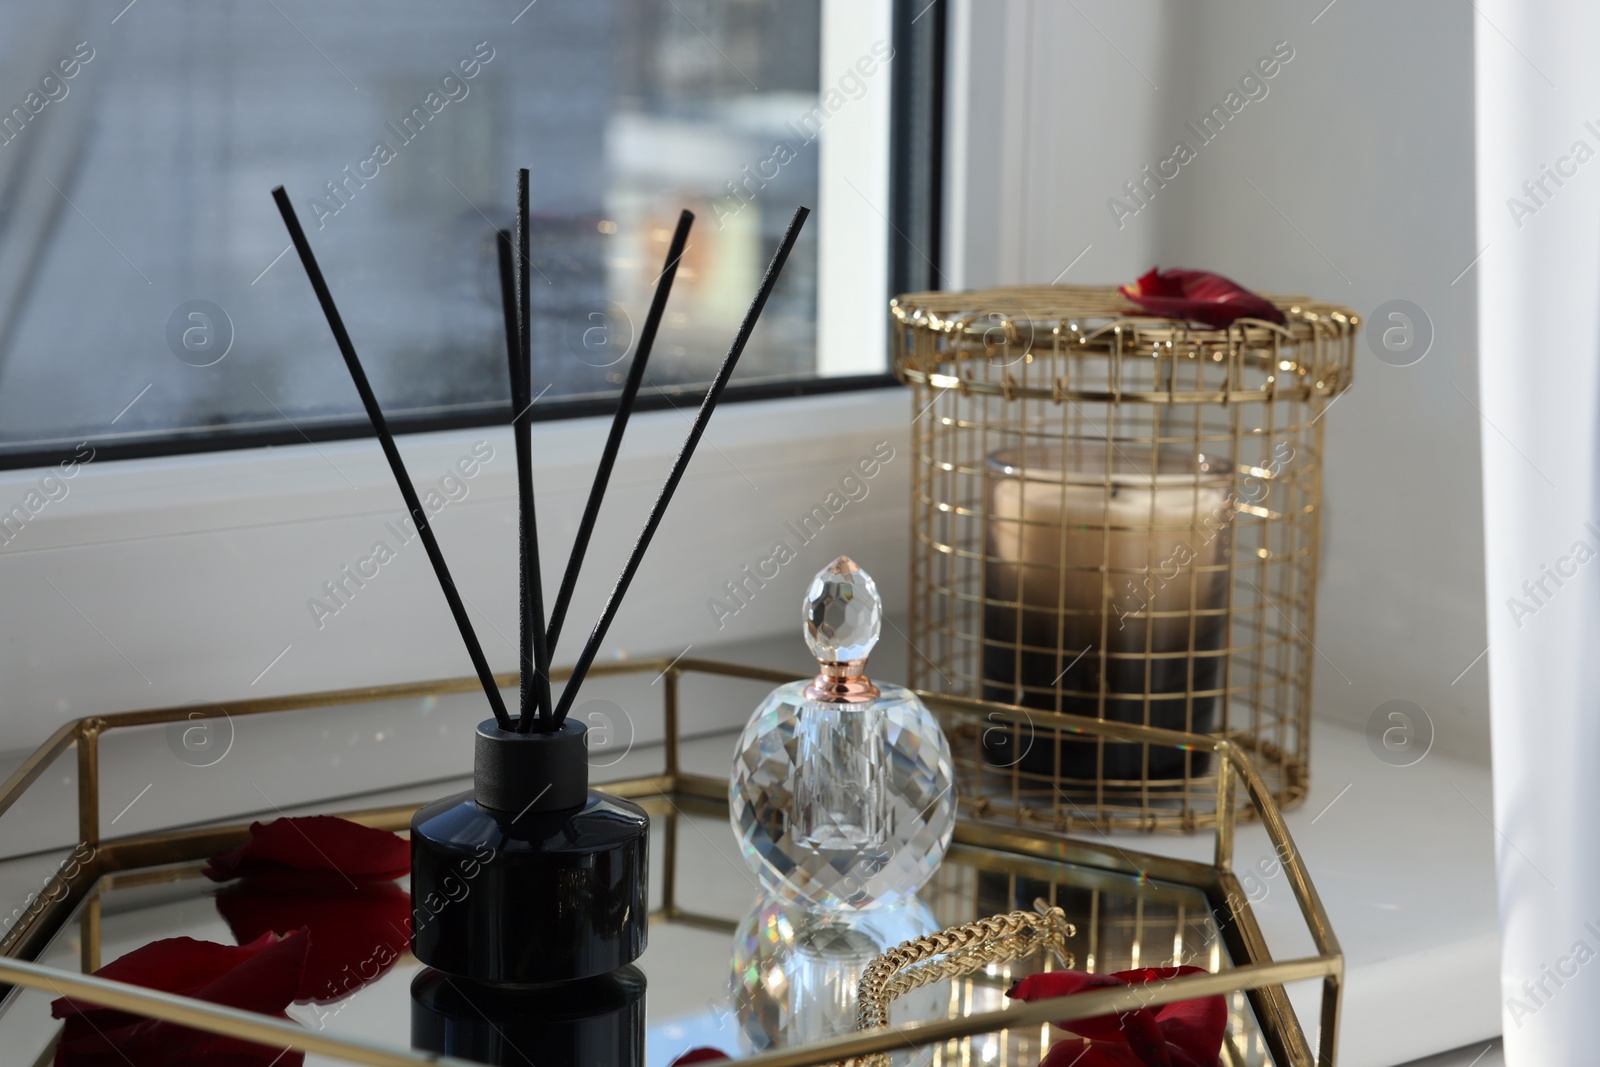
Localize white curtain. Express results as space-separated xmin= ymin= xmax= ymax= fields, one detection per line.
xmin=1476 ymin=2 xmax=1600 ymax=1062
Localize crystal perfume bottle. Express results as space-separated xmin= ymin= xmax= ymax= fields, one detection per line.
xmin=730 ymin=557 xmax=956 ymax=910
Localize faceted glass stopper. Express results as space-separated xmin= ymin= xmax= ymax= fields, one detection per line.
xmin=803 ymin=556 xmax=881 ymax=663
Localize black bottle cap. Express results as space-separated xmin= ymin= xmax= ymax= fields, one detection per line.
xmin=474 ymin=718 xmax=589 ymax=813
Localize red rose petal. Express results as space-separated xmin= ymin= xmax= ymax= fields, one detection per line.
xmin=52 ymin=931 xmax=311 ymax=1067
xmin=1116 ymin=1008 xmax=1179 ymax=1067
xmin=1041 ymin=1040 xmax=1144 ymax=1067
xmin=204 ymin=816 xmax=409 ymax=882
xmin=56 ymin=1015 xmax=305 ymax=1067
xmin=53 ymin=932 xmax=302 ymax=1017
xmin=1010 ymin=966 xmax=1226 ymax=1067
xmin=1009 ymin=970 xmax=1133 ymax=1040
xmin=215 ymin=872 xmax=411 ymax=1003
xmin=1109 ymin=967 xmax=1225 ymax=1067
xmin=191 ymin=928 xmax=314 ymax=1016
xmin=1119 ymin=267 xmax=1286 ymax=329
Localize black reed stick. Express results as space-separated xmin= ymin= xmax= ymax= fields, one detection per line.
xmin=545 ymin=209 xmax=694 ymax=655
xmin=514 ymin=170 xmax=554 ymax=731
xmin=495 ymin=230 xmax=542 ymax=716
xmin=271 ymin=186 xmax=513 ymax=730
xmin=551 ymin=206 xmax=809 ymax=726
xmin=498 ymin=228 xmax=531 ymax=727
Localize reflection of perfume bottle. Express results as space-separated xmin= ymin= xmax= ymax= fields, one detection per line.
xmin=730 ymin=893 xmax=942 ymax=1055
xmin=730 ymin=557 xmax=956 ymax=910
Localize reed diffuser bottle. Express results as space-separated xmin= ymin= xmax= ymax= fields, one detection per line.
xmin=730 ymin=558 xmax=957 ymax=911
xmin=272 ymin=163 xmax=810 ymax=1065
xmin=410 ymin=719 xmax=649 ymax=980
xmin=408 ymin=718 xmax=650 ymax=1066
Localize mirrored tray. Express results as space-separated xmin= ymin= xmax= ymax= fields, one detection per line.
xmin=0 ymin=660 xmax=1341 ymax=1066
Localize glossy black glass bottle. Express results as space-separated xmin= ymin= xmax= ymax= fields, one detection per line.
xmin=409 ymin=716 xmax=649 ymax=985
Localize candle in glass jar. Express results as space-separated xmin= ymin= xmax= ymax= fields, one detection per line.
xmin=981 ymin=443 xmax=1233 ymax=779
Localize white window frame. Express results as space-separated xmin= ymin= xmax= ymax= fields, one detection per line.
xmin=0 ymin=0 xmax=905 ymax=763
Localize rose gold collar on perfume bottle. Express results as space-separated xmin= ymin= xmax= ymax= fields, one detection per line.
xmin=804 ymin=659 xmax=880 ymax=703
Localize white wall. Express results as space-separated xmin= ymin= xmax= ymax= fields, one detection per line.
xmin=946 ymin=0 xmax=1489 ymax=761
xmin=944 ymin=0 xmax=1168 ymax=289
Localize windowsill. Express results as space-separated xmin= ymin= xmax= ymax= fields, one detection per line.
xmin=1132 ymin=720 xmax=1500 ymax=1067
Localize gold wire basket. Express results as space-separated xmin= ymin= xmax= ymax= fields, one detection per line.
xmin=893 ymin=285 xmax=1357 ymax=833
xmin=0 ymin=659 xmax=1341 ymax=1066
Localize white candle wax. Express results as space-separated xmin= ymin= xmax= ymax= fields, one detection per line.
xmin=985 ymin=444 xmax=1233 ymax=671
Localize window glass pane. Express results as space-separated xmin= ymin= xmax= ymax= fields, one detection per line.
xmin=0 ymin=0 xmax=824 ymax=463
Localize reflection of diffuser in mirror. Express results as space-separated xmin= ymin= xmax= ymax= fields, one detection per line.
xmin=730 ymin=894 xmax=941 ymax=1058
xmin=411 ymin=966 xmax=646 ymax=1067
xmin=982 ymin=441 xmax=1233 ymax=781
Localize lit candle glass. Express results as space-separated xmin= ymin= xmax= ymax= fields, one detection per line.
xmin=981 ymin=441 xmax=1233 ymax=781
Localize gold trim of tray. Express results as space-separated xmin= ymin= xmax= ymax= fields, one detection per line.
xmin=0 ymin=657 xmax=1343 ymax=1067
